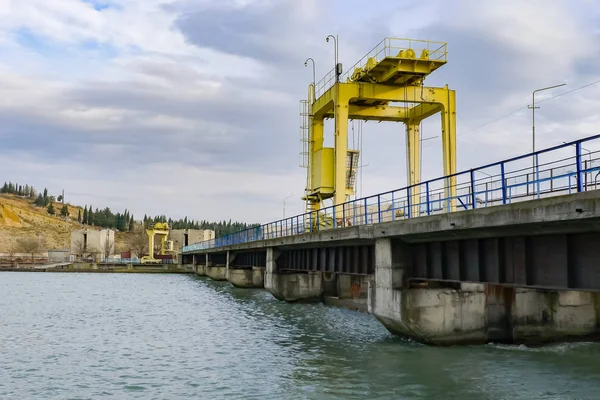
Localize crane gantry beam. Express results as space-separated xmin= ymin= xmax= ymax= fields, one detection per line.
xmin=301 ymin=38 xmax=457 ymax=224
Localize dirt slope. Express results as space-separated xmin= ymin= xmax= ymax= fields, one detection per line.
xmin=0 ymin=195 xmax=130 ymax=253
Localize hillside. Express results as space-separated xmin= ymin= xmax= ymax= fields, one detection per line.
xmin=0 ymin=194 xmax=132 ymax=253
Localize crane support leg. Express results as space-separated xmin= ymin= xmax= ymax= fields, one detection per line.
xmin=334 ymin=95 xmax=349 ymax=213
xmin=440 ymin=87 xmax=457 ymax=211
xmin=406 ymin=120 xmax=421 ymax=217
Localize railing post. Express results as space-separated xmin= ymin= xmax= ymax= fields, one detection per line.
xmin=485 ymin=182 xmax=489 ymax=205
xmin=333 ymin=205 xmax=337 ymax=229
xmin=377 ymin=195 xmax=381 ymax=223
xmin=535 ymin=153 xmax=541 ymax=199
xmin=316 ymin=211 xmax=320 ymax=231
xmin=425 ymin=182 xmax=431 ymax=215
xmin=576 ymin=142 xmax=583 ymax=192
xmin=445 ymin=177 xmax=451 ymax=213
xmin=407 ymin=187 xmax=412 ymax=218
xmin=470 ymin=169 xmax=476 ymax=209
xmin=500 ymin=162 xmax=507 ymax=205
xmin=391 ymin=191 xmax=395 ymax=221
xmin=342 ymin=203 xmax=346 ymax=227
xmin=364 ymin=198 xmax=368 ymax=224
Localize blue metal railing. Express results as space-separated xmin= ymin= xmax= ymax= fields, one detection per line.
xmin=101 ymin=258 xmax=175 ymax=265
xmin=182 ymin=134 xmax=600 ymax=253
xmin=103 ymin=258 xmax=141 ymax=264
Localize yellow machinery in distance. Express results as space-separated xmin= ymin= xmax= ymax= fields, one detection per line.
xmin=141 ymin=222 xmax=174 ymax=264
xmin=301 ymin=37 xmax=457 ymax=223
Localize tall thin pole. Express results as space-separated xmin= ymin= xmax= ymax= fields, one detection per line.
xmin=326 ymin=35 xmax=339 ymax=82
xmin=304 ymin=58 xmax=316 ymax=90
xmin=283 ymin=194 xmax=294 ymax=219
xmin=528 ymin=83 xmax=566 ymax=191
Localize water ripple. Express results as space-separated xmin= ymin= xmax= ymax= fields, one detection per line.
xmin=0 ymin=272 xmax=599 ymax=399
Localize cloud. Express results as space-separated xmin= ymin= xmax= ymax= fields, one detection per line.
xmin=0 ymin=0 xmax=599 ymax=225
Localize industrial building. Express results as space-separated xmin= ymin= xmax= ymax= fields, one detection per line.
xmin=70 ymin=228 xmax=115 ymax=261
xmin=169 ymin=229 xmax=214 ymax=252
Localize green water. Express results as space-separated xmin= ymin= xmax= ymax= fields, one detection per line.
xmin=1 ymin=272 xmax=599 ymax=399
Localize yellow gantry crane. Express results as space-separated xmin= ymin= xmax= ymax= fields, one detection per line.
xmin=141 ymin=222 xmax=173 ymax=264
xmin=301 ymin=37 xmax=457 ymax=221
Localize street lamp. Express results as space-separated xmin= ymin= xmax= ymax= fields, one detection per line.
xmin=283 ymin=194 xmax=294 ymax=219
xmin=326 ymin=34 xmax=339 ymax=82
xmin=304 ymin=58 xmax=316 ymax=88
xmin=528 ymin=83 xmax=566 ymax=174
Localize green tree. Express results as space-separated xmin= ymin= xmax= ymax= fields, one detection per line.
xmin=83 ymin=206 xmax=88 ymax=224
xmin=129 ymin=215 xmax=134 ymax=231
xmin=47 ymin=203 xmax=55 ymax=215
xmin=34 ymin=193 xmax=45 ymax=207
xmin=78 ymin=208 xmax=82 ymax=222
xmin=60 ymin=204 xmax=69 ymax=217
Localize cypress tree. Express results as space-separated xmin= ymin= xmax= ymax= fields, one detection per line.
xmin=47 ymin=203 xmax=55 ymax=215
xmin=34 ymin=193 xmax=44 ymax=207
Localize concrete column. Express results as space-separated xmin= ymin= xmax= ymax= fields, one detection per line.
xmin=323 ymin=274 xmax=370 ymax=312
xmin=370 ymin=238 xmax=488 ymax=345
xmin=265 ymin=247 xmax=322 ymax=302
xmin=194 ymin=254 xmax=206 ymax=276
xmin=205 ymin=252 xmax=227 ymax=281
xmin=511 ymin=289 xmax=598 ymax=344
xmin=226 ymin=251 xmax=264 ymax=288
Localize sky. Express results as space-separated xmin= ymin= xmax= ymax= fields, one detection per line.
xmin=0 ymin=0 xmax=599 ymax=224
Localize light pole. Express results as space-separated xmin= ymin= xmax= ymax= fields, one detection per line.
xmin=326 ymin=34 xmax=339 ymax=82
xmin=283 ymin=194 xmax=294 ymax=219
xmin=528 ymin=83 xmax=566 ymax=179
xmin=304 ymin=58 xmax=316 ymax=89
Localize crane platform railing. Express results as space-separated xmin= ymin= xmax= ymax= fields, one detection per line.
xmin=182 ymin=134 xmax=600 ymax=253
xmin=313 ymin=38 xmax=447 ymax=100
xmin=341 ymin=37 xmax=447 ymax=82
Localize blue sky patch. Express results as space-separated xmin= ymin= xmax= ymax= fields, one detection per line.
xmin=81 ymin=0 xmax=111 ymax=11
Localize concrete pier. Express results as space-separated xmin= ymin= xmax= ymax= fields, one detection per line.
xmin=323 ymin=273 xmax=369 ymax=312
xmin=369 ymin=238 xmax=600 ymax=345
xmin=227 ymin=267 xmax=264 ymax=288
xmin=205 ymin=265 xmax=227 ymax=281
xmin=264 ymin=248 xmax=323 ymax=302
xmin=195 ymin=264 xmax=206 ymax=276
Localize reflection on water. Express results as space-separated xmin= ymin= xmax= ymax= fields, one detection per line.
xmin=0 ymin=272 xmax=599 ymax=399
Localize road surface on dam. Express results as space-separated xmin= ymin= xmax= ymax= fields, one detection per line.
xmin=1 ymin=272 xmax=600 ymax=399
